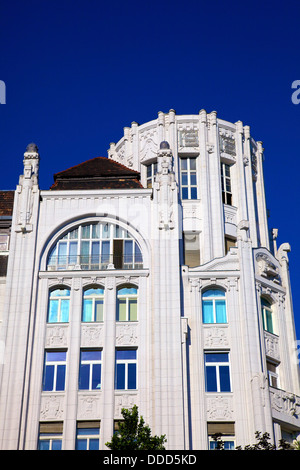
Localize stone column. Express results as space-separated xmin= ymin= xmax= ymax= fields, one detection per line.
xmin=208 ymin=111 xmax=225 ymax=259
xmin=255 ymin=142 xmax=269 ymax=249
xmin=151 ymin=142 xmax=185 ymax=449
xmin=198 ymin=110 xmax=213 ymax=263
xmin=0 ymin=144 xmax=41 ymax=449
xmin=100 ymin=276 xmax=117 ymax=448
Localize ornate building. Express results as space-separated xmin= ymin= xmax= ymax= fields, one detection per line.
xmin=0 ymin=110 xmax=299 ymax=450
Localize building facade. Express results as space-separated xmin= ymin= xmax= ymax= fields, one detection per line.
xmin=0 ymin=109 xmax=299 ymax=450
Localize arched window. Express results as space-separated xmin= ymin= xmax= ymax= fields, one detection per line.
xmin=47 ymin=288 xmax=70 ymax=323
xmin=261 ymin=298 xmax=275 ymax=334
xmin=202 ymin=289 xmax=227 ymax=324
xmin=82 ymin=287 xmax=104 ymax=322
xmin=47 ymin=222 xmax=142 ymax=271
xmin=116 ymin=286 xmax=138 ymax=322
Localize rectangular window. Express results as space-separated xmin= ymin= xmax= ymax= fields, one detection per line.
xmin=205 ymin=352 xmax=231 ymax=392
xmin=42 ymin=351 xmax=67 ymax=392
xmin=76 ymin=422 xmax=100 ymax=450
xmin=115 ymin=349 xmax=137 ymax=390
xmin=208 ymin=422 xmax=235 ymax=450
xmin=183 ymin=233 xmax=200 ymax=267
xmin=180 ymin=157 xmax=197 ymax=200
xmin=225 ymin=236 xmax=236 ymax=254
xmin=202 ymin=290 xmax=227 ymax=324
xmin=146 ymin=162 xmax=158 ymax=188
xmin=79 ymin=350 xmax=102 ymax=390
xmin=117 ymin=287 xmax=138 ymax=322
xmin=38 ymin=422 xmax=63 ymax=450
xmin=221 ymin=163 xmax=232 ymax=205
xmin=267 ymin=361 xmax=280 ymax=389
xmin=48 ymin=289 xmax=70 ymax=323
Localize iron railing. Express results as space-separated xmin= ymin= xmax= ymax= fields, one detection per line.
xmin=47 ymin=255 xmax=143 ymax=271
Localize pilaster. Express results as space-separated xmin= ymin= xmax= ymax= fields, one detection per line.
xmin=0 ymin=144 xmax=40 ymax=449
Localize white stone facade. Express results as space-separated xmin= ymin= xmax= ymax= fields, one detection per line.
xmin=0 ymin=110 xmax=299 ymax=450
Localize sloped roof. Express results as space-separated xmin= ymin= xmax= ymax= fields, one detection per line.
xmin=0 ymin=190 xmax=14 ymax=217
xmin=50 ymin=157 xmax=143 ymax=190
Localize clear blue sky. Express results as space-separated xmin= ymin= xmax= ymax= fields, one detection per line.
xmin=0 ymin=0 xmax=300 ymax=342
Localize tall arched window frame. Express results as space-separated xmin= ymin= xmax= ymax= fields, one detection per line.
xmin=47 ymin=287 xmax=70 ymax=323
xmin=116 ymin=286 xmax=138 ymax=322
xmin=82 ymin=287 xmax=104 ymax=322
xmin=47 ymin=222 xmax=143 ymax=271
xmin=202 ymin=289 xmax=227 ymax=324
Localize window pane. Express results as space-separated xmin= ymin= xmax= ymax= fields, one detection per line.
xmin=219 ymin=365 xmax=231 ymax=392
xmin=92 ymin=224 xmax=100 ymax=239
xmin=60 ymin=299 xmax=69 ymax=322
xmin=79 ymin=364 xmax=90 ymax=390
xmin=69 ymin=227 xmax=78 ymax=239
xmin=206 ymin=353 xmax=229 ymax=363
xmin=129 ymin=299 xmax=137 ymax=321
xmin=82 ymin=299 xmax=93 ymax=322
xmin=85 ymin=288 xmax=104 ymax=296
xmin=117 ymin=299 xmax=127 ymax=321
xmin=47 ymin=351 xmax=66 ymax=362
xmin=203 ymin=289 xmax=225 ymax=298
xmin=115 ymin=363 xmax=125 ymax=389
xmin=203 ymin=300 xmax=214 ymax=323
xmin=189 ymin=158 xmax=196 ymax=170
xmin=206 ymin=366 xmax=217 ymax=392
xmin=134 ymin=244 xmax=142 ymax=263
xmin=128 ymin=363 xmax=137 ymax=389
xmin=182 ymin=187 xmax=189 ymax=200
xmin=266 ymin=310 xmax=273 ymax=333
xmin=116 ymin=349 xmax=136 ymax=360
xmin=91 ymin=241 xmax=100 ymax=257
xmin=56 ymin=365 xmax=66 ymax=391
xmin=81 ymin=241 xmax=90 ymax=256
xmin=76 ymin=439 xmax=87 ymax=450
xmin=102 ymin=223 xmax=110 ymax=238
xmin=95 ymin=300 xmax=103 ymax=322
xmin=82 ymin=350 xmax=102 ymax=361
xmin=52 ymin=440 xmax=62 ymax=450
xmin=81 ymin=225 xmax=90 ymax=239
xmin=118 ymin=287 xmax=137 ymax=295
xmin=190 ymin=174 xmax=197 ymax=186
xmin=92 ymin=364 xmax=101 ymax=389
xmin=89 ymin=438 xmax=99 ymax=450
xmin=69 ymin=241 xmax=78 ymax=263
xmin=215 ymin=300 xmax=226 ymax=323
xmin=43 ymin=365 xmax=54 ymax=391
xmin=190 ymin=187 xmax=197 ymax=200
xmin=181 ymin=159 xmax=188 ymax=170
xmin=224 ymin=441 xmax=235 ymax=450
xmin=48 ymin=300 xmax=59 ymax=323
xmin=181 ymin=173 xmax=188 ymax=186
xmin=101 ymin=241 xmax=110 ymax=262
xmin=124 ymin=240 xmax=133 ymax=263
xmin=39 ymin=440 xmax=50 ymax=450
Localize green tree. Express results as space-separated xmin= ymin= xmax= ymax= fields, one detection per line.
xmin=105 ymin=405 xmax=167 ymax=450
xmin=212 ymin=431 xmax=296 ymax=450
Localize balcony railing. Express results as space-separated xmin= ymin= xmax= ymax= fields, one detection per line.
xmin=47 ymin=255 xmax=143 ymax=271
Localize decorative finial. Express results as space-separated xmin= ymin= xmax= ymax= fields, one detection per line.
xmin=25 ymin=143 xmax=39 ymax=153
xmin=160 ymin=141 xmax=170 ymax=149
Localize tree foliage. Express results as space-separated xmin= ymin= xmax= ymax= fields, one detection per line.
xmin=105 ymin=405 xmax=167 ymax=450
xmin=212 ymin=431 xmax=299 ymax=450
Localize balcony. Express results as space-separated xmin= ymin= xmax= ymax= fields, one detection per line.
xmin=47 ymin=254 xmax=143 ymax=271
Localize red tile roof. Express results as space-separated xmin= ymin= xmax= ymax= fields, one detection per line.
xmin=50 ymin=157 xmax=143 ymax=190
xmin=0 ymin=191 xmax=14 ymax=217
